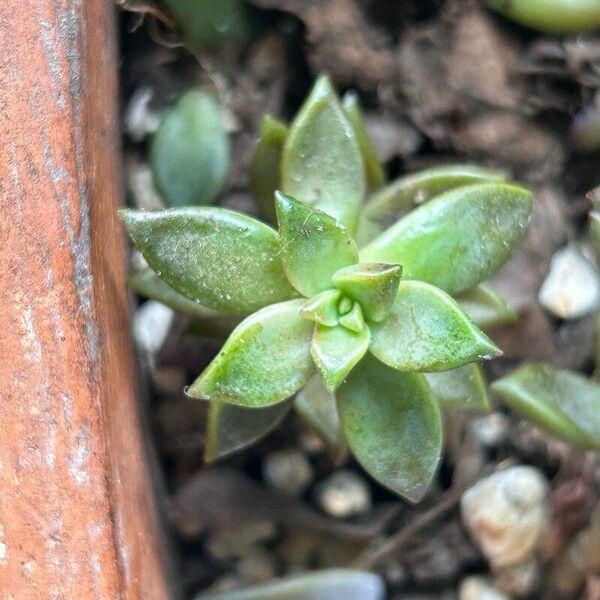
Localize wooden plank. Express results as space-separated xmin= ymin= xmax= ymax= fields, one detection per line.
xmin=0 ymin=1 xmax=171 ymax=597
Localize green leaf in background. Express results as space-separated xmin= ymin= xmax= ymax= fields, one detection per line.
xmin=360 ymin=183 xmax=533 ymax=295
xmin=249 ymin=115 xmax=288 ymax=223
xmin=281 ymin=75 xmax=365 ymax=233
xmin=188 ymin=300 xmax=314 ymax=407
xmin=295 ymin=375 xmax=347 ymax=450
xmin=338 ymin=354 xmax=442 ymax=502
xmin=486 ymin=0 xmax=600 ymax=34
xmin=491 ymin=364 xmax=600 ymax=449
xmin=312 ymin=324 xmax=370 ymax=391
xmin=356 ymin=165 xmax=508 ymax=245
xmin=332 ymin=263 xmax=402 ymax=323
xmin=205 ymin=400 xmax=292 ymax=462
xmin=426 ymin=363 xmax=490 ymax=412
xmin=369 ymin=281 xmax=501 ymax=372
xmin=300 ymin=289 xmax=341 ymax=327
xmin=119 ymin=208 xmax=297 ymax=314
xmin=150 ymin=90 xmax=230 ymax=207
xmin=342 ymin=91 xmax=385 ymax=190
xmin=275 ymin=192 xmax=359 ymax=296
xmin=161 ymin=0 xmax=257 ymax=51
xmin=457 ymin=283 xmax=517 ymax=328
xmin=195 ymin=569 xmax=385 ymax=600
xmin=128 ymin=267 xmax=223 ymax=319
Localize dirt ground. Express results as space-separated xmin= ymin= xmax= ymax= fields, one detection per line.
xmin=118 ymin=1 xmax=600 ymax=598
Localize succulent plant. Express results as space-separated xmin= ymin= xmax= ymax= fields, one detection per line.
xmin=121 ymin=76 xmax=533 ymax=501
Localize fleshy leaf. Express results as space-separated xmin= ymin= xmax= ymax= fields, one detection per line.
xmin=119 ymin=207 xmax=297 ymax=314
xmin=195 ymin=569 xmax=385 ymax=600
xmin=295 ymin=375 xmax=347 ymax=450
xmin=337 ymin=354 xmax=442 ymax=502
xmin=275 ymin=192 xmax=359 ymax=296
xmin=187 ymin=299 xmax=314 ymax=407
xmin=342 ymin=91 xmax=385 ymax=190
xmin=332 ymin=263 xmax=402 ymax=322
xmin=129 ymin=267 xmax=223 ymax=319
xmin=338 ymin=301 xmax=365 ymax=333
xmin=357 ymin=165 xmax=507 ymax=244
xmin=312 ymin=323 xmax=370 ymax=391
xmin=491 ymin=364 xmax=600 ymax=450
xmin=457 ymin=284 xmax=517 ymax=328
xmin=360 ymin=183 xmax=533 ymax=295
xmin=150 ymin=90 xmax=230 ymax=207
xmin=281 ymin=75 xmax=365 ymax=233
xmin=426 ymin=364 xmax=490 ymax=412
xmin=162 ymin=0 xmax=256 ymax=51
xmin=300 ymin=289 xmax=341 ymax=327
xmin=249 ymin=115 xmax=288 ymax=222
xmin=205 ymin=400 xmax=292 ymax=462
xmin=369 ymin=280 xmax=502 ymax=372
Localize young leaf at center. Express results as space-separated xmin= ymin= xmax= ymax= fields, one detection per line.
xmin=337 ymin=354 xmax=442 ymax=502
xmin=312 ymin=323 xmax=370 ymax=391
xmin=332 ymin=263 xmax=402 ymax=322
xmin=187 ymin=299 xmax=314 ymax=407
xmin=369 ymin=280 xmax=501 ymax=372
xmin=275 ymin=192 xmax=358 ymax=296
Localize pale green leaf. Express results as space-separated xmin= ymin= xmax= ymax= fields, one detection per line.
xmin=162 ymin=0 xmax=256 ymax=51
xmin=195 ymin=569 xmax=384 ymax=600
xmin=332 ymin=263 xmax=402 ymax=322
xmin=129 ymin=267 xmax=223 ymax=319
xmin=312 ymin=323 xmax=370 ymax=391
xmin=337 ymin=354 xmax=442 ymax=502
xmin=426 ymin=363 xmax=490 ymax=412
xmin=357 ymin=165 xmax=507 ymax=244
xmin=342 ymin=91 xmax=385 ymax=189
xmin=486 ymin=0 xmax=600 ymax=34
xmin=338 ymin=301 xmax=365 ymax=333
xmin=360 ymin=183 xmax=533 ymax=295
xmin=491 ymin=364 xmax=600 ymax=449
xmin=281 ymin=75 xmax=365 ymax=233
xmin=275 ymin=192 xmax=358 ymax=296
xmin=369 ymin=280 xmax=501 ymax=372
xmin=119 ymin=207 xmax=297 ymax=314
xmin=205 ymin=400 xmax=292 ymax=462
xmin=295 ymin=375 xmax=347 ymax=450
xmin=300 ymin=289 xmax=341 ymax=327
xmin=150 ymin=90 xmax=230 ymax=207
xmin=457 ymin=284 xmax=517 ymax=328
xmin=188 ymin=300 xmax=314 ymax=407
xmin=249 ymin=115 xmax=288 ymax=222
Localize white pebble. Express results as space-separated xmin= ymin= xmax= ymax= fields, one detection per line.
xmin=460 ymin=576 xmax=510 ymax=600
xmin=539 ymin=245 xmax=600 ymax=319
xmin=262 ymin=449 xmax=313 ymax=496
xmin=133 ymin=300 xmax=174 ymax=366
xmin=461 ymin=466 xmax=549 ymax=568
xmin=315 ymin=470 xmax=372 ymax=518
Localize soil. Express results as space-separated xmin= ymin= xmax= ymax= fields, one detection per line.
xmin=118 ymin=1 xmax=600 ymax=598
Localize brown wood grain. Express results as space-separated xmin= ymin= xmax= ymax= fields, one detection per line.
xmin=0 ymin=1 xmax=170 ymax=597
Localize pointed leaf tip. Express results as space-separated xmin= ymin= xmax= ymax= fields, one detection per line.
xmin=276 ymin=192 xmax=359 ymax=297
xmin=119 ymin=206 xmax=297 ymax=314
xmin=369 ymin=280 xmax=501 ymax=372
xmin=360 ymin=183 xmax=533 ymax=295
xmin=338 ymin=354 xmax=442 ymax=502
xmin=188 ymin=299 xmax=314 ymax=407
xmin=312 ymin=324 xmax=370 ymax=391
